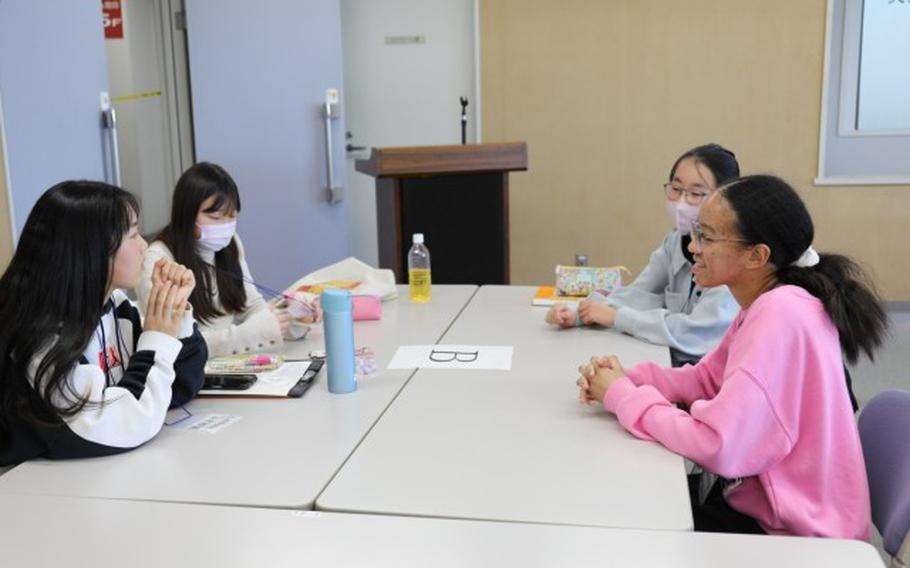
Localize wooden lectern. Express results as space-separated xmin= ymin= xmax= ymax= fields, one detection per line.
xmin=355 ymin=142 xmax=528 ymax=285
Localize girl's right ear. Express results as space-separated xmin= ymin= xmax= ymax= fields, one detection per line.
xmin=746 ymin=243 xmax=772 ymax=269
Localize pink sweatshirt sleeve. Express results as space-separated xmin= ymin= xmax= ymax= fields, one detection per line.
xmin=620 ymin=332 xmax=730 ymax=406
xmin=622 ymin=361 xmax=715 ymax=406
xmin=603 ymin=368 xmax=793 ymax=479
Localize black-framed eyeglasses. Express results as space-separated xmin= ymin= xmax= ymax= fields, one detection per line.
xmin=664 ymin=182 xmax=710 ymax=206
xmin=690 ymin=221 xmax=750 ymax=251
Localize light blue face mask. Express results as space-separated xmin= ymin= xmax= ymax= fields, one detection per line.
xmin=196 ymin=219 xmax=237 ymax=253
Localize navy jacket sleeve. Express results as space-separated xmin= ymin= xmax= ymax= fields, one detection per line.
xmin=170 ymin=326 xmax=207 ymax=407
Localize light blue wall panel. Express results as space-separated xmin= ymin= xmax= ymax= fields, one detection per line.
xmin=0 ymin=0 xmax=109 ymax=235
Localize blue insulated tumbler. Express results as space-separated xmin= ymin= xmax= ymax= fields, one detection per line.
xmin=321 ymin=289 xmax=357 ymax=394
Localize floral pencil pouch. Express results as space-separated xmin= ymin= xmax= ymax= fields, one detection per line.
xmin=555 ymin=265 xmax=628 ymax=297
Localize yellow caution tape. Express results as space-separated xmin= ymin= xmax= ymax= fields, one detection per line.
xmin=111 ymin=91 xmax=162 ymax=103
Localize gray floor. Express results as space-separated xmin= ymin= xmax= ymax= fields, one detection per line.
xmin=849 ymin=310 xmax=910 ymax=566
xmin=850 ymin=311 xmax=910 ymax=409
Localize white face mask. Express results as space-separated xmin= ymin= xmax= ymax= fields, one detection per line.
xmin=196 ymin=220 xmax=237 ymax=254
xmin=664 ymin=200 xmax=701 ymax=235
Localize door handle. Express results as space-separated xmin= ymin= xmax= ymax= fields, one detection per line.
xmin=322 ymin=89 xmax=343 ymax=204
xmin=101 ymin=107 xmax=122 ymax=187
xmin=346 ymin=144 xmax=366 ymax=152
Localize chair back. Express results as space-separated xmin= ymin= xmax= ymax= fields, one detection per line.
xmin=859 ymin=389 xmax=910 ymax=566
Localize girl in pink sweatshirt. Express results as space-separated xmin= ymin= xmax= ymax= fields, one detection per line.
xmin=577 ymin=175 xmax=888 ymax=539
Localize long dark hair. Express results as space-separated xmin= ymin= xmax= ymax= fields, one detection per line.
xmin=669 ymin=143 xmax=740 ymax=187
xmin=0 ymin=181 xmax=139 ymax=429
xmin=721 ymin=175 xmax=888 ymax=364
xmin=156 ymin=162 xmax=246 ymax=324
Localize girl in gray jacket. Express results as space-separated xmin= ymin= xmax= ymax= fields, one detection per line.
xmin=546 ymin=144 xmax=740 ymax=366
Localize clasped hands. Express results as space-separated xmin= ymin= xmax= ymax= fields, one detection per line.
xmin=576 ymin=355 xmax=626 ymax=406
xmin=145 ymin=258 xmax=196 ymax=337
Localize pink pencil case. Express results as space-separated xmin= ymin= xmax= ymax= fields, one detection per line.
xmin=352 ymin=295 xmax=382 ymax=321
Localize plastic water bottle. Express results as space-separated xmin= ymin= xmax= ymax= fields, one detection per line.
xmin=320 ymin=289 xmax=357 ymax=394
xmin=408 ymin=233 xmax=431 ymax=303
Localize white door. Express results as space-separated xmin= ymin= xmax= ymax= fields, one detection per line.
xmin=185 ymin=0 xmax=349 ymax=288
xmin=340 ymin=0 xmax=478 ymax=266
xmin=104 ymin=0 xmax=194 ymax=235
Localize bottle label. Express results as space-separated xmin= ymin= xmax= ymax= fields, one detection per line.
xmin=409 ymin=268 xmax=432 ymax=302
xmin=409 ymin=268 xmax=430 ymax=286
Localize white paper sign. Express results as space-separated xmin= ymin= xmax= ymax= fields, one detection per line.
xmin=184 ymin=413 xmax=243 ymax=434
xmin=388 ymin=345 xmax=513 ymax=370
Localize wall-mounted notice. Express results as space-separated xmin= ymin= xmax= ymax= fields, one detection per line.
xmin=102 ymin=0 xmax=123 ymax=39
xmin=384 ymin=35 xmax=426 ymax=45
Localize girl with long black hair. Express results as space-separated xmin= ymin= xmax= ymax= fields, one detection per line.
xmin=576 ymin=175 xmax=887 ymax=539
xmin=137 ymin=162 xmax=313 ymax=358
xmin=0 ymin=181 xmax=207 ymax=465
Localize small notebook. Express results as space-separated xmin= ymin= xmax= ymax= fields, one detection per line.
xmin=531 ymin=286 xmax=587 ymax=307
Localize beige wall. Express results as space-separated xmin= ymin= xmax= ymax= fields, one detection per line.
xmin=481 ymin=0 xmax=910 ymax=300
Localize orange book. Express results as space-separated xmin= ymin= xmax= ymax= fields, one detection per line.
xmin=293 ymin=279 xmax=361 ymax=295
xmin=531 ymin=286 xmax=587 ymax=307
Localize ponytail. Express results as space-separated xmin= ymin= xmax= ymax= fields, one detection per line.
xmin=722 ymin=175 xmax=889 ymax=365
xmin=777 ymin=254 xmax=887 ymax=365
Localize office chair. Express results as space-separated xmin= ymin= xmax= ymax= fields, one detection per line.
xmin=859 ymin=389 xmax=910 ymax=568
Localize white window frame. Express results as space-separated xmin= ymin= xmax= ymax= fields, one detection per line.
xmin=817 ymin=0 xmax=910 ymax=186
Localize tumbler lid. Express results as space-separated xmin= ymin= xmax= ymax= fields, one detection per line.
xmin=320 ymin=288 xmax=352 ymax=312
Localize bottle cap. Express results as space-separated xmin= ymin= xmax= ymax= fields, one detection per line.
xmin=320 ymin=288 xmax=352 ymax=312
xmin=412 ymin=233 xmax=424 ymax=244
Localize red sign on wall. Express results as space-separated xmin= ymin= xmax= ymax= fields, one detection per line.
xmin=102 ymin=0 xmax=123 ymax=39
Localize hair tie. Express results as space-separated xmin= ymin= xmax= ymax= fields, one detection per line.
xmin=792 ymin=246 xmax=820 ymax=268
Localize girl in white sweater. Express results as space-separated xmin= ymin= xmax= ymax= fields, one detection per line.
xmin=137 ymin=163 xmax=314 ymax=357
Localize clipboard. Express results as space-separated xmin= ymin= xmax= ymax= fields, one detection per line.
xmin=197 ymin=360 xmax=322 ymax=398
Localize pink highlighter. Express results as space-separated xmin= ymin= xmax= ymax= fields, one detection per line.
xmin=351 ymin=295 xmax=382 ymax=321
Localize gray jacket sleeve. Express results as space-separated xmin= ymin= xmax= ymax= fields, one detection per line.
xmin=603 ymin=237 xmax=673 ymax=311
xmin=611 ymin=284 xmax=739 ymax=357
xmin=573 ymin=233 xmax=739 ymax=357
xmin=569 ymin=237 xmax=672 ymax=325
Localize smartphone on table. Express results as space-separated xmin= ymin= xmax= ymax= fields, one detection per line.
xmin=203 ymin=374 xmax=258 ymax=390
